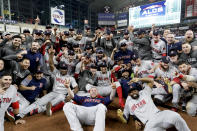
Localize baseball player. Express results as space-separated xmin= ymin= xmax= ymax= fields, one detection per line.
xmin=150 ymin=56 xmax=181 ymax=111
xmin=63 ymin=79 xmax=117 ymax=131
xmin=0 ymin=73 xmax=25 ymax=131
xmin=177 ymin=61 xmax=197 ymax=115
xmin=119 ymin=30 xmax=134 ymax=51
xmin=86 ymin=62 xmax=124 ymax=108
xmin=131 ymin=54 xmax=156 ymax=78
xmin=117 ymin=77 xmax=190 ymax=131
xmin=150 ymin=31 xmax=166 ymax=62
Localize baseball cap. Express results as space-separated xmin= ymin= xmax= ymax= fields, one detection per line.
xmin=44 ymin=30 xmax=52 ymax=35
xmin=84 ymin=53 xmax=91 ymax=58
xmin=95 ymin=26 xmax=101 ymax=30
xmin=169 ymin=50 xmax=177 ymax=57
xmin=121 ymin=68 xmax=130 ymax=74
xmin=2 ymin=32 xmax=11 ymax=37
xmin=68 ymin=50 xmax=75 ymax=56
xmin=76 ymin=29 xmax=82 ymax=35
xmin=35 ymin=30 xmax=43 ymax=35
xmin=35 ymin=69 xmax=43 ymax=74
xmin=120 ymin=42 xmax=127 ymax=47
xmin=96 ymin=49 xmax=104 ymax=54
xmin=69 ymin=27 xmax=74 ymax=31
xmin=85 ymin=26 xmax=91 ymax=30
xmin=124 ymin=30 xmax=129 ymax=35
xmin=46 ymin=25 xmax=52 ymax=29
xmin=90 ymin=63 xmax=97 ymax=69
xmin=64 ymin=31 xmax=69 ymax=36
xmin=161 ymin=56 xmax=170 ymax=64
xmin=137 ymin=29 xmax=146 ymax=35
xmin=23 ymin=29 xmax=30 ymax=34
xmin=58 ymin=61 xmax=68 ymax=70
xmin=12 ymin=35 xmax=22 ymax=39
xmin=106 ymin=30 xmax=111 ymax=35
xmin=85 ymin=45 xmax=93 ymax=50
xmin=128 ymin=82 xmax=142 ymax=93
xmin=132 ymin=54 xmax=139 ymax=60
xmin=99 ymin=62 xmax=107 ymax=67
xmin=72 ymin=43 xmax=79 ymax=48
xmin=153 ymin=31 xmax=160 ymax=36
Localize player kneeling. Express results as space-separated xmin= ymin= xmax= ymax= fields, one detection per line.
xmin=117 ymin=77 xmax=191 ymax=131
xmin=63 ymin=79 xmax=116 ymax=131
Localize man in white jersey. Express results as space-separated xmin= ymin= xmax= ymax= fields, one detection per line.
xmin=0 ymin=74 xmax=25 ymax=131
xmin=151 ymin=31 xmax=166 ymax=62
xmin=117 ymin=77 xmax=190 ymax=131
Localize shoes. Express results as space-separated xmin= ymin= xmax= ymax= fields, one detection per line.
xmin=5 ymin=110 xmax=15 ymax=122
xmin=182 ymin=106 xmax=186 ymax=112
xmin=46 ymin=102 xmax=52 ymax=117
xmin=29 ymin=108 xmax=38 ymax=116
xmin=117 ymin=109 xmax=127 ymax=124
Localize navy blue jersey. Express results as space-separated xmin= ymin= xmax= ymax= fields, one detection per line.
xmin=24 ymin=50 xmax=42 ymax=73
xmin=20 ymin=77 xmax=46 ymax=103
xmin=120 ymin=78 xmax=132 ymax=99
xmin=73 ymin=95 xmax=111 ymax=107
xmin=114 ymin=49 xmax=134 ymax=64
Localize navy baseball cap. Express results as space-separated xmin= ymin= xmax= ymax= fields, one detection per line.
xmin=137 ymin=29 xmax=146 ymax=35
xmin=23 ymin=29 xmax=30 ymax=33
xmin=106 ymin=30 xmax=111 ymax=35
xmin=46 ymin=25 xmax=52 ymax=29
xmin=12 ymin=35 xmax=22 ymax=39
xmin=169 ymin=50 xmax=177 ymax=57
xmin=58 ymin=61 xmax=68 ymax=70
xmin=44 ymin=30 xmax=52 ymax=35
xmin=95 ymin=26 xmax=101 ymax=30
xmin=128 ymin=82 xmax=142 ymax=93
xmin=96 ymin=49 xmax=104 ymax=54
xmin=84 ymin=53 xmax=91 ymax=58
xmin=90 ymin=63 xmax=97 ymax=69
xmin=76 ymin=29 xmax=82 ymax=34
xmin=72 ymin=43 xmax=79 ymax=48
xmin=124 ymin=30 xmax=129 ymax=35
xmin=35 ymin=69 xmax=43 ymax=74
xmin=162 ymin=56 xmax=170 ymax=63
xmin=85 ymin=45 xmax=93 ymax=50
xmin=99 ymin=62 xmax=107 ymax=67
xmin=68 ymin=50 xmax=75 ymax=56
xmin=120 ymin=42 xmax=127 ymax=47
xmin=85 ymin=26 xmax=91 ymax=30
xmin=132 ymin=54 xmax=139 ymax=60
xmin=69 ymin=27 xmax=74 ymax=31
xmin=64 ymin=31 xmax=69 ymax=36
xmin=35 ymin=30 xmax=43 ymax=35
xmin=153 ymin=31 xmax=160 ymax=36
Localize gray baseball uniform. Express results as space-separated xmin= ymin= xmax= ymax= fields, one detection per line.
xmin=0 ymin=85 xmax=18 ymax=131
xmin=123 ymin=84 xmax=190 ymax=131
xmin=151 ymin=39 xmax=166 ymax=60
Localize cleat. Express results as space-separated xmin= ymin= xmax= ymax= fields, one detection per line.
xmin=5 ymin=111 xmax=15 ymax=122
xmin=117 ymin=109 xmax=127 ymax=124
xmin=46 ymin=102 xmax=52 ymax=117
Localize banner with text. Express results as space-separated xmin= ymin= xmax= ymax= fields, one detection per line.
xmin=51 ymin=8 xmax=65 ymax=25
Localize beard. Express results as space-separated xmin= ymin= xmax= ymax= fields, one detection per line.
xmin=131 ymin=94 xmax=139 ymax=99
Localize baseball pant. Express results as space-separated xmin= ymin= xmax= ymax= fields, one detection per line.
xmin=0 ymin=115 xmax=4 ymax=131
xmin=17 ymin=92 xmax=30 ymax=114
xmin=151 ymin=87 xmax=168 ymax=102
xmin=86 ymin=82 xmax=121 ymax=97
xmin=63 ymin=102 xmax=107 ymax=131
xmin=20 ymin=92 xmax=66 ymax=118
xmin=144 ymin=110 xmax=190 ymax=131
xmin=172 ymin=84 xmax=181 ymax=107
xmin=186 ymin=94 xmax=197 ymax=116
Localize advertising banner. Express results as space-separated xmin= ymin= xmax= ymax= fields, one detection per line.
xmin=6 ymin=25 xmax=20 ymax=33
xmin=98 ymin=13 xmax=115 ymax=25
xmin=0 ymin=24 xmax=5 ymax=32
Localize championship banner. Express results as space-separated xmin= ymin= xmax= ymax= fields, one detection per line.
xmin=129 ymin=0 xmax=182 ymax=28
xmin=51 ymin=8 xmax=65 ymax=25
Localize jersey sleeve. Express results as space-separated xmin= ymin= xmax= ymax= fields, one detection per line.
xmin=142 ymin=83 xmax=152 ymax=97
xmin=124 ymin=97 xmax=133 ymax=119
xmin=101 ymin=96 xmax=111 ymax=105
xmin=21 ymin=75 xmax=32 ymax=86
xmin=75 ymin=62 xmax=81 ymax=74
xmin=73 ymin=95 xmax=85 ymax=104
xmin=70 ymin=77 xmax=78 ymax=88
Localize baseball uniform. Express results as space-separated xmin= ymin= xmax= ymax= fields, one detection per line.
xmin=151 ymin=39 xmax=166 ymax=61
xmin=0 ymin=85 xmax=19 ymax=131
xmin=123 ymin=84 xmax=190 ymax=131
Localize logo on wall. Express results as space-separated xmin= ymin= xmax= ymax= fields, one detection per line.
xmin=104 ymin=6 xmax=110 ymax=13
xmin=51 ymin=8 xmax=65 ymax=25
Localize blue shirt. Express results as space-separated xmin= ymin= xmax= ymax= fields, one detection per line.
xmin=73 ymin=95 xmax=111 ymax=107
xmin=24 ymin=50 xmax=42 ymax=73
xmin=20 ymin=77 xmax=46 ymax=103
xmin=167 ymin=42 xmax=182 ymax=56
xmin=114 ymin=49 xmax=134 ymax=64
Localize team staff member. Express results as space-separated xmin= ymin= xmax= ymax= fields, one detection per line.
xmin=0 ymin=74 xmax=25 ymax=131
xmin=117 ymin=77 xmax=190 ymax=131
xmin=63 ymin=79 xmax=117 ymax=131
